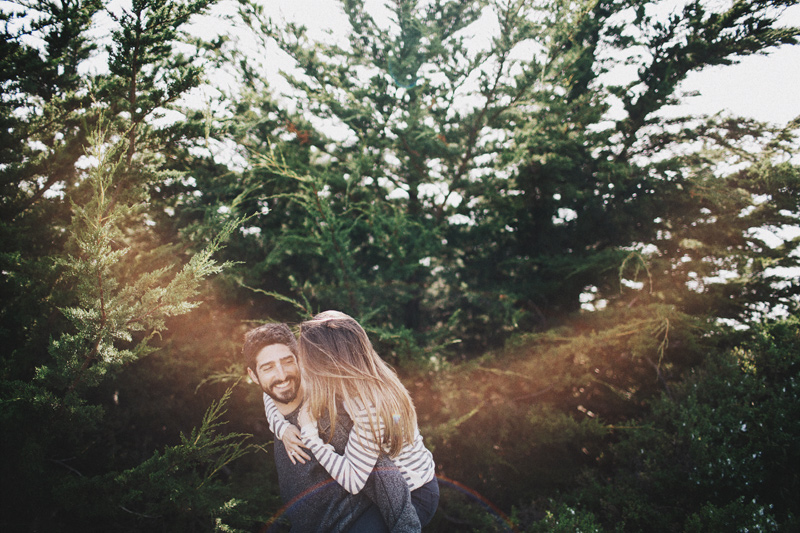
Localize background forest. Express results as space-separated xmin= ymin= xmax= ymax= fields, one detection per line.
xmin=2 ymin=0 xmax=799 ymax=531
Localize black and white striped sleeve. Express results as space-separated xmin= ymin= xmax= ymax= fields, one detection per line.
xmin=262 ymin=392 xmax=291 ymax=440
xmin=300 ymin=401 xmax=383 ymax=494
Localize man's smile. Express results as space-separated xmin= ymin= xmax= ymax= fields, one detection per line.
xmin=271 ymin=379 xmax=294 ymax=393
xmin=268 ymin=376 xmax=299 ymax=403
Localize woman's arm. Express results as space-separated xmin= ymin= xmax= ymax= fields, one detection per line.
xmin=263 ymin=393 xmax=310 ymax=464
xmin=262 ymin=392 xmax=292 ymax=439
xmin=299 ymin=402 xmax=383 ymax=494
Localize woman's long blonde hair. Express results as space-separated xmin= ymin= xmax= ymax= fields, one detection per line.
xmin=299 ymin=311 xmax=417 ymax=457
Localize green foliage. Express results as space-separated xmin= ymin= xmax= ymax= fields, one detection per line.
xmin=419 ymin=303 xmax=701 ymax=529
xmin=565 ymin=317 xmax=800 ymax=532
xmin=110 ymin=387 xmax=254 ymax=531
xmin=2 ymin=1 xmax=800 ymax=531
xmin=1 ymin=0 xmax=104 ymax=386
xmin=523 ymin=503 xmax=603 ymax=533
xmin=215 ymin=0 xmax=800 ymax=358
xmin=432 ymin=480 xmax=515 ymax=533
xmin=420 ymin=310 xmax=800 ymax=532
xmin=683 ymin=497 xmax=779 ymax=533
xmin=0 ymin=2 xmax=258 ymax=530
xmin=33 ymin=123 xmax=232 ymax=406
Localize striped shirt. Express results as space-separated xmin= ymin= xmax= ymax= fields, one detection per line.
xmin=262 ymin=393 xmax=435 ymax=494
xmin=262 ymin=392 xmax=292 ymax=439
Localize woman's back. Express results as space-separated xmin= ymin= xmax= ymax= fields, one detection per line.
xmin=299 ymin=311 xmax=418 ymax=456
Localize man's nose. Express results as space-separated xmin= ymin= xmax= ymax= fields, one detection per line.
xmin=275 ymin=364 xmax=287 ymax=381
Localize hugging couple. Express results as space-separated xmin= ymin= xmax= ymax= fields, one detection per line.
xmin=243 ymin=311 xmax=439 ymax=532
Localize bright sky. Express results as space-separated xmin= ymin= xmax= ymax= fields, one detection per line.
xmin=666 ymin=25 xmax=800 ymax=124
xmin=5 ymin=0 xmax=798 ymax=124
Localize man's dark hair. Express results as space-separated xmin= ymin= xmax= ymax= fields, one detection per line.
xmin=242 ymin=323 xmax=298 ymax=370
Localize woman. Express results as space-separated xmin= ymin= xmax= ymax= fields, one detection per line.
xmin=264 ymin=311 xmax=439 ymax=527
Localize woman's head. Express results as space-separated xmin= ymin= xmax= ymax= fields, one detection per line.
xmin=299 ymin=310 xmax=417 ymax=455
xmin=299 ymin=310 xmax=381 ymax=381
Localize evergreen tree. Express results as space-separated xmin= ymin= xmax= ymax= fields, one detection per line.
xmin=458 ymin=0 xmax=800 ymax=333
xmin=223 ymin=0 xmax=799 ymax=356
xmin=0 ymin=1 xmax=258 ymax=529
xmin=1 ymin=0 xmax=104 ymax=386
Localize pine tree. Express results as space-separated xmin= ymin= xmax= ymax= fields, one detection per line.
xmin=1 ymin=0 xmax=104 ymax=386
xmin=0 ymin=1 xmax=258 ymax=529
xmin=223 ymin=0 xmax=799 ymax=356
xmin=459 ymin=0 xmax=800 ymax=331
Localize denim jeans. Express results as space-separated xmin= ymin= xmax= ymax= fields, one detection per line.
xmin=411 ymin=478 xmax=440 ymax=527
xmin=348 ymin=504 xmax=391 ymax=533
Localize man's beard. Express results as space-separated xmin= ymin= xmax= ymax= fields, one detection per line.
xmin=264 ymin=375 xmax=300 ymax=404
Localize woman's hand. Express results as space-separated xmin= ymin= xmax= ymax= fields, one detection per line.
xmin=281 ymin=425 xmax=310 ymax=465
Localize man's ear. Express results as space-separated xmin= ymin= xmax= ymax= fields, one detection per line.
xmin=247 ymin=367 xmax=258 ymax=383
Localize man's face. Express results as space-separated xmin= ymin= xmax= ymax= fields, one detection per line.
xmin=248 ymin=344 xmax=301 ymax=404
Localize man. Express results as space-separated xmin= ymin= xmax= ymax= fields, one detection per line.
xmin=243 ymin=323 xmax=421 ymax=532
